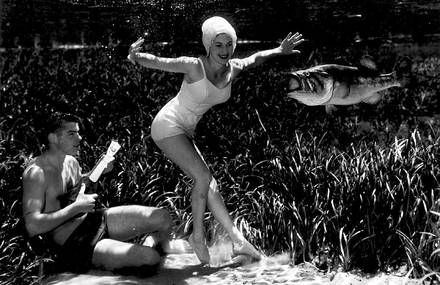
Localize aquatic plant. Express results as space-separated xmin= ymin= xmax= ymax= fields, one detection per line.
xmin=0 ymin=44 xmax=439 ymax=283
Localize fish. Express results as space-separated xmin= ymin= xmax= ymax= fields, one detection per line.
xmin=286 ymin=57 xmax=412 ymax=113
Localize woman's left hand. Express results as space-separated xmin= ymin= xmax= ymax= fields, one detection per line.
xmin=279 ymin=32 xmax=304 ymax=54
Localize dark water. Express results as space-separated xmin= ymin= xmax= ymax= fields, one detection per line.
xmin=1 ymin=0 xmax=440 ymax=49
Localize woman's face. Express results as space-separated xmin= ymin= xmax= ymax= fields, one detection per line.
xmin=209 ymin=33 xmax=234 ymax=64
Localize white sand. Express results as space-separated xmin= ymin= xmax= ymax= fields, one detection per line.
xmin=43 ymin=239 xmax=422 ymax=285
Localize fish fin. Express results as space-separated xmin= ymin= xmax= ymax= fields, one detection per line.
xmin=358 ymin=55 xmax=380 ymax=76
xmin=287 ymin=90 xmax=331 ymax=106
xmin=359 ymin=56 xmax=377 ymax=70
xmin=286 ymin=90 xmax=313 ymax=99
xmin=286 ymin=93 xmax=295 ymax=99
xmin=362 ymin=93 xmax=382 ymax=104
xmin=325 ymin=105 xmax=338 ymax=114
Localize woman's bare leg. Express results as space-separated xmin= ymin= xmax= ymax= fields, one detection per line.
xmin=154 ymin=134 xmax=212 ymax=263
xmin=201 ymin=164 xmax=261 ymax=260
xmin=190 ymin=145 xmax=242 ymax=242
xmin=155 ymin=135 xmax=261 ymax=261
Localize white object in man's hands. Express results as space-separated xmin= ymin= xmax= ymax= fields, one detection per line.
xmin=79 ymin=183 xmax=86 ymax=194
xmin=89 ymin=140 xmax=121 ymax=182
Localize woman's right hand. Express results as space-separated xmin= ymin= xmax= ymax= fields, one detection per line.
xmin=127 ymin=37 xmax=145 ymax=64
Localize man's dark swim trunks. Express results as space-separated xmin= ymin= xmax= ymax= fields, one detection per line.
xmin=57 ymin=209 xmax=109 ymax=273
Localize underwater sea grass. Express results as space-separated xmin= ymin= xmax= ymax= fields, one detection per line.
xmin=0 ymin=47 xmax=439 ymax=283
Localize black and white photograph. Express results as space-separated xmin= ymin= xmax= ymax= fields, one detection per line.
xmin=1 ymin=0 xmax=439 ymax=284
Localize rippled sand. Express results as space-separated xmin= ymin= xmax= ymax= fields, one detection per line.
xmin=44 ymin=239 xmax=421 ymax=285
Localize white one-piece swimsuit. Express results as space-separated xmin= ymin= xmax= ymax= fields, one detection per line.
xmin=151 ymin=58 xmax=232 ymax=141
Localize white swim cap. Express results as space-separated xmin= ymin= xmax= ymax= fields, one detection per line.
xmin=202 ymin=16 xmax=237 ymax=56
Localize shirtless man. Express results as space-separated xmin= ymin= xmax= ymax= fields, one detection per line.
xmin=22 ymin=112 xmax=172 ymax=274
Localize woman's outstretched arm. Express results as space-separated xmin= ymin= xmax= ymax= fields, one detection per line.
xmin=238 ymin=32 xmax=304 ymax=71
xmin=127 ymin=37 xmax=197 ymax=74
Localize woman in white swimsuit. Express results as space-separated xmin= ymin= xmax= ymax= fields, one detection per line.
xmin=128 ymin=16 xmax=304 ymax=264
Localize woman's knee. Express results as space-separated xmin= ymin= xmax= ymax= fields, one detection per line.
xmin=192 ymin=171 xmax=213 ymax=193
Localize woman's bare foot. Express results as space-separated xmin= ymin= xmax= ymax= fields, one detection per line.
xmin=189 ymin=233 xmax=210 ymax=264
xmin=233 ymin=239 xmax=262 ymax=261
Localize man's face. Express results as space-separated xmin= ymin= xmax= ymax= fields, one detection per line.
xmin=55 ymin=122 xmax=82 ymax=156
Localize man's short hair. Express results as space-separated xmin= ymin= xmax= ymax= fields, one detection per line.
xmin=46 ymin=112 xmax=82 ymax=135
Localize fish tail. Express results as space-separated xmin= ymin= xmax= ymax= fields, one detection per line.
xmin=393 ymin=56 xmax=414 ymax=88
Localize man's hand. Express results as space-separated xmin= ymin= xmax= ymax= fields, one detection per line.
xmin=73 ymin=184 xmax=98 ymax=213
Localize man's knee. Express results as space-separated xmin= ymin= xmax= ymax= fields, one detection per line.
xmin=113 ymin=249 xmax=161 ymax=277
xmin=130 ymin=242 xmax=162 ymax=266
xmin=142 ymin=248 xmax=161 ymax=265
xmin=94 ymin=239 xmax=162 ymax=269
xmin=152 ymin=208 xmax=172 ymax=231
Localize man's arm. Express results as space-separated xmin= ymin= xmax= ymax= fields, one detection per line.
xmin=22 ymin=166 xmax=97 ymax=237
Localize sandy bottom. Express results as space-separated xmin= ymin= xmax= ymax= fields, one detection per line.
xmin=43 ymin=239 xmax=422 ymax=285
